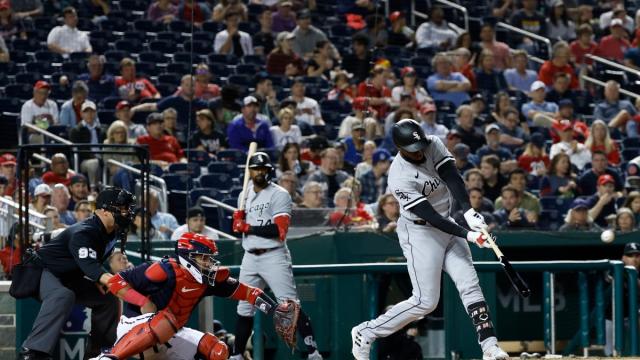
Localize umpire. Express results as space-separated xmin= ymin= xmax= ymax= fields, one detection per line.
xmin=18 ymin=187 xmax=136 ymax=360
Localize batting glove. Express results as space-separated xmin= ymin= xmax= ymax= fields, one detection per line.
xmin=466 ymin=231 xmax=492 ymax=249
xmin=464 ymin=208 xmax=488 ymax=232
xmin=233 ymin=210 xmax=246 ymax=221
xmin=233 ymin=219 xmax=250 ymax=234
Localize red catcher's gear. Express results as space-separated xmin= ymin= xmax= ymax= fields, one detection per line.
xmin=109 ymin=309 xmax=178 ymax=359
xmin=197 ymin=332 xmax=228 ymax=360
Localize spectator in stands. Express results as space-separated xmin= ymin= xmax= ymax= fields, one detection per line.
xmin=301 ymin=135 xmax=328 ymax=166
xmin=147 ymin=0 xmax=177 ymax=24
xmin=103 ymin=120 xmax=138 ymax=188
xmin=68 ymin=101 xmax=103 ymax=187
xmin=42 ymin=153 xmax=72 ymax=186
xmin=453 ymin=143 xmax=475 ymax=174
xmin=477 ymin=124 xmax=517 ymax=174
xmin=272 ymin=0 xmax=296 ymax=33
xmin=585 ymin=120 xmax=621 ymax=166
xmin=463 ymin=169 xmax=495 ymax=212
xmin=495 ymin=168 xmax=541 ymax=220
xmin=0 ymin=222 xmax=22 ymax=278
xmin=419 ymin=102 xmax=448 ymax=144
xmin=10 ymin=0 xmax=42 ymax=18
xmin=355 ymin=67 xmax=391 ymax=121
xmin=270 ymin=108 xmax=301 ymax=150
xmin=175 ymin=63 xmax=221 ymax=101
xmin=298 ymin=180 xmax=324 ymax=208
xmin=31 ymin=183 xmax=51 ymax=214
xmin=339 ymin=97 xmax=378 ymax=140
xmin=78 ymin=0 xmax=110 ymax=23
xmin=0 ymin=0 xmax=26 ymax=40
xmin=278 ymin=170 xmax=303 ymax=205
xmin=596 ymin=18 xmax=630 ymax=62
xmin=21 ymin=81 xmax=59 ymax=143
xmin=587 ymin=174 xmax=619 ymax=228
xmin=550 ymin=104 xmax=589 ymax=143
xmin=0 ymin=35 xmax=8 ymax=62
xmin=59 ymin=81 xmax=90 ymax=127
xmin=358 ymin=148 xmax=390 ymax=204
xmin=546 ymin=0 xmax=576 ymax=41
xmin=454 ymin=104 xmax=484 ymax=153
xmin=73 ymin=199 xmax=91 ymax=221
xmin=130 ymin=207 xmax=164 ymax=242
xmin=615 ymin=207 xmax=636 ymax=232
xmin=454 ymin=187 xmax=498 ymax=231
xmin=162 ymin=107 xmax=186 ymax=146
xmin=480 ymin=154 xmax=507 ymax=202
xmin=479 ymin=22 xmax=511 ymax=70
xmin=490 ymin=92 xmax=514 ymax=124
xmin=491 ymin=0 xmax=515 ymax=20
xmin=46 ymin=7 xmax=92 ymax=55
xmin=452 ymin=47 xmax=476 ymax=90
xmin=518 ymin=133 xmax=549 ymax=178
xmin=253 ymin=7 xmax=275 ymax=56
xmin=171 ymin=206 xmax=219 ymax=240
xmin=51 ymin=183 xmax=75 ymax=225
xmin=266 ymin=31 xmax=304 ymax=76
xmin=508 ymin=0 xmax=546 ymax=46
xmin=277 ymin=142 xmax=315 ymax=183
xmin=522 ymin=80 xmax=558 ymax=124
xmin=354 ymin=140 xmax=376 ymax=178
xmin=357 ymin=14 xmax=388 ymax=49
xmin=497 ymin=108 xmax=529 ymax=152
xmin=550 ymin=120 xmax=591 ymax=170
xmin=415 ymin=6 xmax=458 ymax=50
xmin=624 ymin=191 xmax=640 ymax=224
xmin=113 ymin=101 xmax=145 ymax=139
xmin=391 ymin=66 xmax=429 ymax=108
xmin=559 ymin=198 xmax=601 ymax=232
xmin=306 ymin=40 xmax=337 ymax=78
xmin=116 ymin=58 xmax=161 ymax=103
xmin=376 ymin=193 xmax=399 ymax=233
xmin=0 ymin=175 xmax=8 ymax=196
xmin=148 ymin=189 xmax=178 ymax=240
xmin=538 ymin=41 xmax=579 ymax=89
xmin=212 ymin=0 xmax=247 ymax=22
xmin=187 ymin=109 xmax=226 ymax=154
xmin=578 ymin=150 xmax=623 ymax=195
xmin=545 ymin=73 xmax=576 ymax=104
xmin=176 ymin=0 xmax=211 ymax=27
xmin=474 ymin=49 xmax=508 ymax=94
xmin=388 ymin=11 xmax=414 ymax=47
xmin=227 ymin=96 xmax=274 ymax=151
xmin=595 ymin=81 xmax=638 ymax=137
xmin=343 ymin=120 xmax=365 ymax=165
xmin=136 ymin=113 xmax=186 ymax=166
xmin=624 ymin=37 xmax=640 ymax=69
xmin=427 ymin=52 xmax=471 ymax=107
xmin=288 ymin=77 xmax=324 ymax=131
xmin=66 ymin=174 xmax=88 ymax=211
xmin=252 ymin=72 xmax=279 ymax=119
xmin=307 ymin=148 xmax=350 ymax=207
xmin=292 ymin=9 xmax=331 ymax=60
xmin=328 ymin=187 xmax=373 ymax=227
xmin=570 ymin=24 xmax=597 ymax=68
xmin=214 ymin=11 xmax=253 ymax=56
xmin=493 ymin=185 xmax=536 ymax=229
xmin=342 ymin=34 xmax=372 ymax=84
xmin=599 ymin=3 xmax=634 ymax=33
xmin=504 ymin=49 xmax=538 ymax=93
xmin=130 ymin=75 xmax=207 ymax=125
xmin=78 ymin=54 xmax=116 ymax=103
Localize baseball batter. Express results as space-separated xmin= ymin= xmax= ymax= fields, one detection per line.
xmin=351 ymin=119 xmax=509 ymax=360
xmin=230 ymin=152 xmax=322 ymax=360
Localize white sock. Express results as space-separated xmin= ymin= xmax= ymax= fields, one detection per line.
xmin=480 ymin=336 xmax=498 ymax=352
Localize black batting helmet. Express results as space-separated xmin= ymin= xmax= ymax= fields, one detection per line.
xmin=392 ymin=119 xmax=430 ymax=152
xmin=248 ymin=152 xmax=273 ymax=169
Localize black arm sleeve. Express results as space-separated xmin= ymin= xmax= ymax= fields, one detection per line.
xmin=412 ymin=200 xmax=469 ymax=239
xmin=437 ymin=160 xmax=471 ymax=211
xmin=248 ymin=224 xmax=279 ymax=238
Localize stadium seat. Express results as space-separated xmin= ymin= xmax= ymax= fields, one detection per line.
xmin=26 ymin=62 xmax=51 ymax=75
xmin=623 ymin=138 xmax=640 ymax=149
xmin=158 ymin=73 xmax=182 ymax=85
xmin=167 ymin=162 xmax=201 ymax=178
xmin=184 ymin=149 xmax=211 ymax=166
xmin=134 ymin=19 xmax=161 ymax=33
xmin=114 ymin=39 xmax=142 ymax=54
xmin=150 ymin=40 xmax=178 ymax=54
xmin=0 ymin=97 xmax=22 ymax=113
xmin=167 ymin=62 xmax=192 ymax=74
xmin=189 ymin=187 xmax=223 ymax=206
xmin=135 ymin=62 xmax=158 ymax=77
xmin=50 ymin=84 xmax=71 ymax=100
xmin=201 ymin=203 xmax=223 ymax=229
xmin=62 ymin=61 xmax=84 ymax=74
xmin=132 ymin=163 xmax=164 ymax=177
xmin=100 ymin=18 xmax=128 ymax=31
xmin=162 ymin=173 xmax=194 ymax=191
xmin=168 ymin=20 xmax=190 ymax=33
xmin=172 ymin=52 xmax=194 ymax=63
xmin=139 ymin=51 xmax=165 ymax=64
xmin=208 ymin=53 xmax=238 ymax=65
xmin=105 ymin=50 xmax=130 ymax=62
xmin=207 ymin=161 xmax=240 ymax=178
xmin=193 ymin=31 xmax=214 ymax=42
xmin=90 ymin=38 xmax=109 ymax=53
xmin=0 ymin=113 xmax=19 ymax=149
xmin=320 ymin=99 xmax=352 ymax=114
xmin=156 ymin=83 xmax=178 ymax=96
xmin=216 ymin=149 xmax=246 ymax=164
xmin=199 ymin=173 xmax=234 ymax=191
xmin=168 ymin=190 xmax=188 ymax=223
xmin=235 ymin=64 xmax=259 ymax=75
xmin=11 ymin=38 xmax=40 ymax=52
xmin=5 ymin=83 xmax=32 ymax=100
xmin=227 ymin=74 xmax=252 ymax=87
xmin=0 ymin=63 xmax=18 ymax=75
xmin=35 ymin=51 xmax=63 ymax=63
xmin=623 ymin=148 xmax=640 ymax=161
xmin=243 ymin=55 xmax=265 ymax=65
xmin=202 ymin=21 xmax=224 ymax=33
xmin=184 ymin=40 xmax=213 ymax=55
xmin=98 ymin=110 xmax=115 ymax=124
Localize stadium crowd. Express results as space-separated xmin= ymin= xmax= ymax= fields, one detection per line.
xmin=3 ymin=0 xmax=640 ymax=276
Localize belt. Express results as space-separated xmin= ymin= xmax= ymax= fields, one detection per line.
xmin=413 ymin=220 xmax=427 ymax=225
xmin=247 ymin=247 xmax=279 ymax=256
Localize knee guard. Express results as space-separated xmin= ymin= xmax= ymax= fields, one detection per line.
xmin=109 ymin=310 xmax=179 ymax=359
xmin=197 ymin=333 xmax=228 ymax=360
xmin=467 ymin=301 xmax=496 ymax=342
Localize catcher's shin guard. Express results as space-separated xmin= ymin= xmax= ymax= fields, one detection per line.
xmin=197 ymin=332 xmax=228 ymax=360
xmin=467 ymin=301 xmax=496 ymax=342
xmin=109 ymin=310 xmax=179 ymax=359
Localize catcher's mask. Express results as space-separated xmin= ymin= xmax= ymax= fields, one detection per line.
xmin=96 ymin=187 xmax=136 ymax=231
xmin=176 ymin=232 xmax=221 ymax=285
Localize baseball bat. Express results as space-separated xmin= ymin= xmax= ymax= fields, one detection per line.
xmin=239 ymin=142 xmax=258 ymax=211
xmin=481 ymin=229 xmax=531 ymax=298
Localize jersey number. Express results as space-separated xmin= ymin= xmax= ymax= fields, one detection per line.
xmin=257 ymin=219 xmax=272 ymax=226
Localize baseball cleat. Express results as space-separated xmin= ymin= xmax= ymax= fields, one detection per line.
xmin=307 ymin=349 xmax=323 ymax=359
xmin=351 ymin=323 xmax=372 ymax=360
xmin=483 ymin=344 xmax=509 ymax=360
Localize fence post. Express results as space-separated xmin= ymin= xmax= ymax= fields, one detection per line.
xmin=578 ymin=272 xmax=589 ymax=356
xmin=612 ymin=260 xmax=624 ymax=356
xmin=543 ymin=271 xmax=556 ymax=354
xmin=253 ymin=312 xmax=264 ymax=360
xmin=595 ymin=275 xmax=605 ymax=345
xmin=627 ymin=266 xmax=639 ymax=356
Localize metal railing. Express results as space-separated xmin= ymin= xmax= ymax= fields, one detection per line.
xmin=104 ymin=159 xmax=168 ymax=212
xmin=20 ymin=124 xmax=79 ymax=171
xmin=196 ymin=196 xmax=238 ymax=240
xmin=581 ymin=74 xmax=640 ymax=100
xmin=0 ymin=196 xmax=48 ymax=231
xmin=586 ymin=54 xmax=640 ymax=78
xmin=435 ymin=0 xmax=468 ymax=31
xmin=31 ymin=153 xmax=76 ymax=176
xmin=409 ymin=0 xmax=429 ymax=27
xmin=497 ymin=22 xmax=553 ymax=60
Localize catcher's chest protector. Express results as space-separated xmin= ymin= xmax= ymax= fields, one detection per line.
xmin=166 ymin=259 xmax=208 ymax=327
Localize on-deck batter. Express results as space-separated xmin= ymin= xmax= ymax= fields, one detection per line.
xmin=230 ymin=152 xmax=323 ymax=360
xmin=351 ymin=119 xmax=509 ymax=360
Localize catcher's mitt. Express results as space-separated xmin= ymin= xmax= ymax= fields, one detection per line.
xmin=273 ymin=299 xmax=300 ymax=348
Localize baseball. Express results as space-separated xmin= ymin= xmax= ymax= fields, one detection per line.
xmin=601 ymin=229 xmax=615 ymax=243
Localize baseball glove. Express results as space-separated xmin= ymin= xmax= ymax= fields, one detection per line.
xmin=273 ymin=299 xmax=300 ymax=348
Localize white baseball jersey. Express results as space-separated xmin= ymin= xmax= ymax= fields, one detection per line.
xmin=388 ymin=135 xmax=455 ymax=222
xmin=238 ymin=182 xmax=292 ymax=250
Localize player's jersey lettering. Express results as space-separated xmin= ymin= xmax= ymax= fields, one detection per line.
xmin=247 ymin=202 xmax=271 ymax=217
xmin=421 ymin=178 xmax=441 ymax=197
xmin=394 ymin=189 xmax=410 ymax=201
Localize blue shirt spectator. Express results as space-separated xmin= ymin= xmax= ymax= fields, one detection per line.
xmin=476 ymin=124 xmax=514 ymax=162
xmin=358 ymin=149 xmax=391 ymax=204
xmin=504 ymin=68 xmax=538 ymax=93
xmin=77 ymin=55 xmax=117 ymax=103
xmin=227 ymin=96 xmax=274 ymax=151
xmin=593 ymin=81 xmax=638 ymax=137
xmin=521 ymin=80 xmax=558 ymax=124
xmin=427 ymin=53 xmax=471 ymax=107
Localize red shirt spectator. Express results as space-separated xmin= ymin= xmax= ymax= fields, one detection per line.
xmin=0 ymin=153 xmax=16 ymax=196
xmin=115 ymin=57 xmax=160 ymax=103
xmin=538 ymin=61 xmax=579 ymax=89
xmin=136 ymin=113 xmax=184 ymax=164
xmin=357 ymin=67 xmax=391 ymax=119
xmin=266 ymin=32 xmax=304 ymax=76
xmin=570 ymin=24 xmax=597 ymax=66
xmin=585 ymin=119 xmax=621 ymax=166
xmin=41 ymin=153 xmax=73 ymax=186
xmin=596 ymin=19 xmax=631 ymax=62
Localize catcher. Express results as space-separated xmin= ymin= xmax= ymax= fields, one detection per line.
xmin=91 ymin=232 xmax=300 ymax=360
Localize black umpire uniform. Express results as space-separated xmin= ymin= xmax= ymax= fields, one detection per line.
xmin=19 ymin=187 xmax=135 ymax=360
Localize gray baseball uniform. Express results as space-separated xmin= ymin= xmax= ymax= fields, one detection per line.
xmin=358 ymin=136 xmax=493 ymax=347
xmin=236 ymin=182 xmax=298 ymax=317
